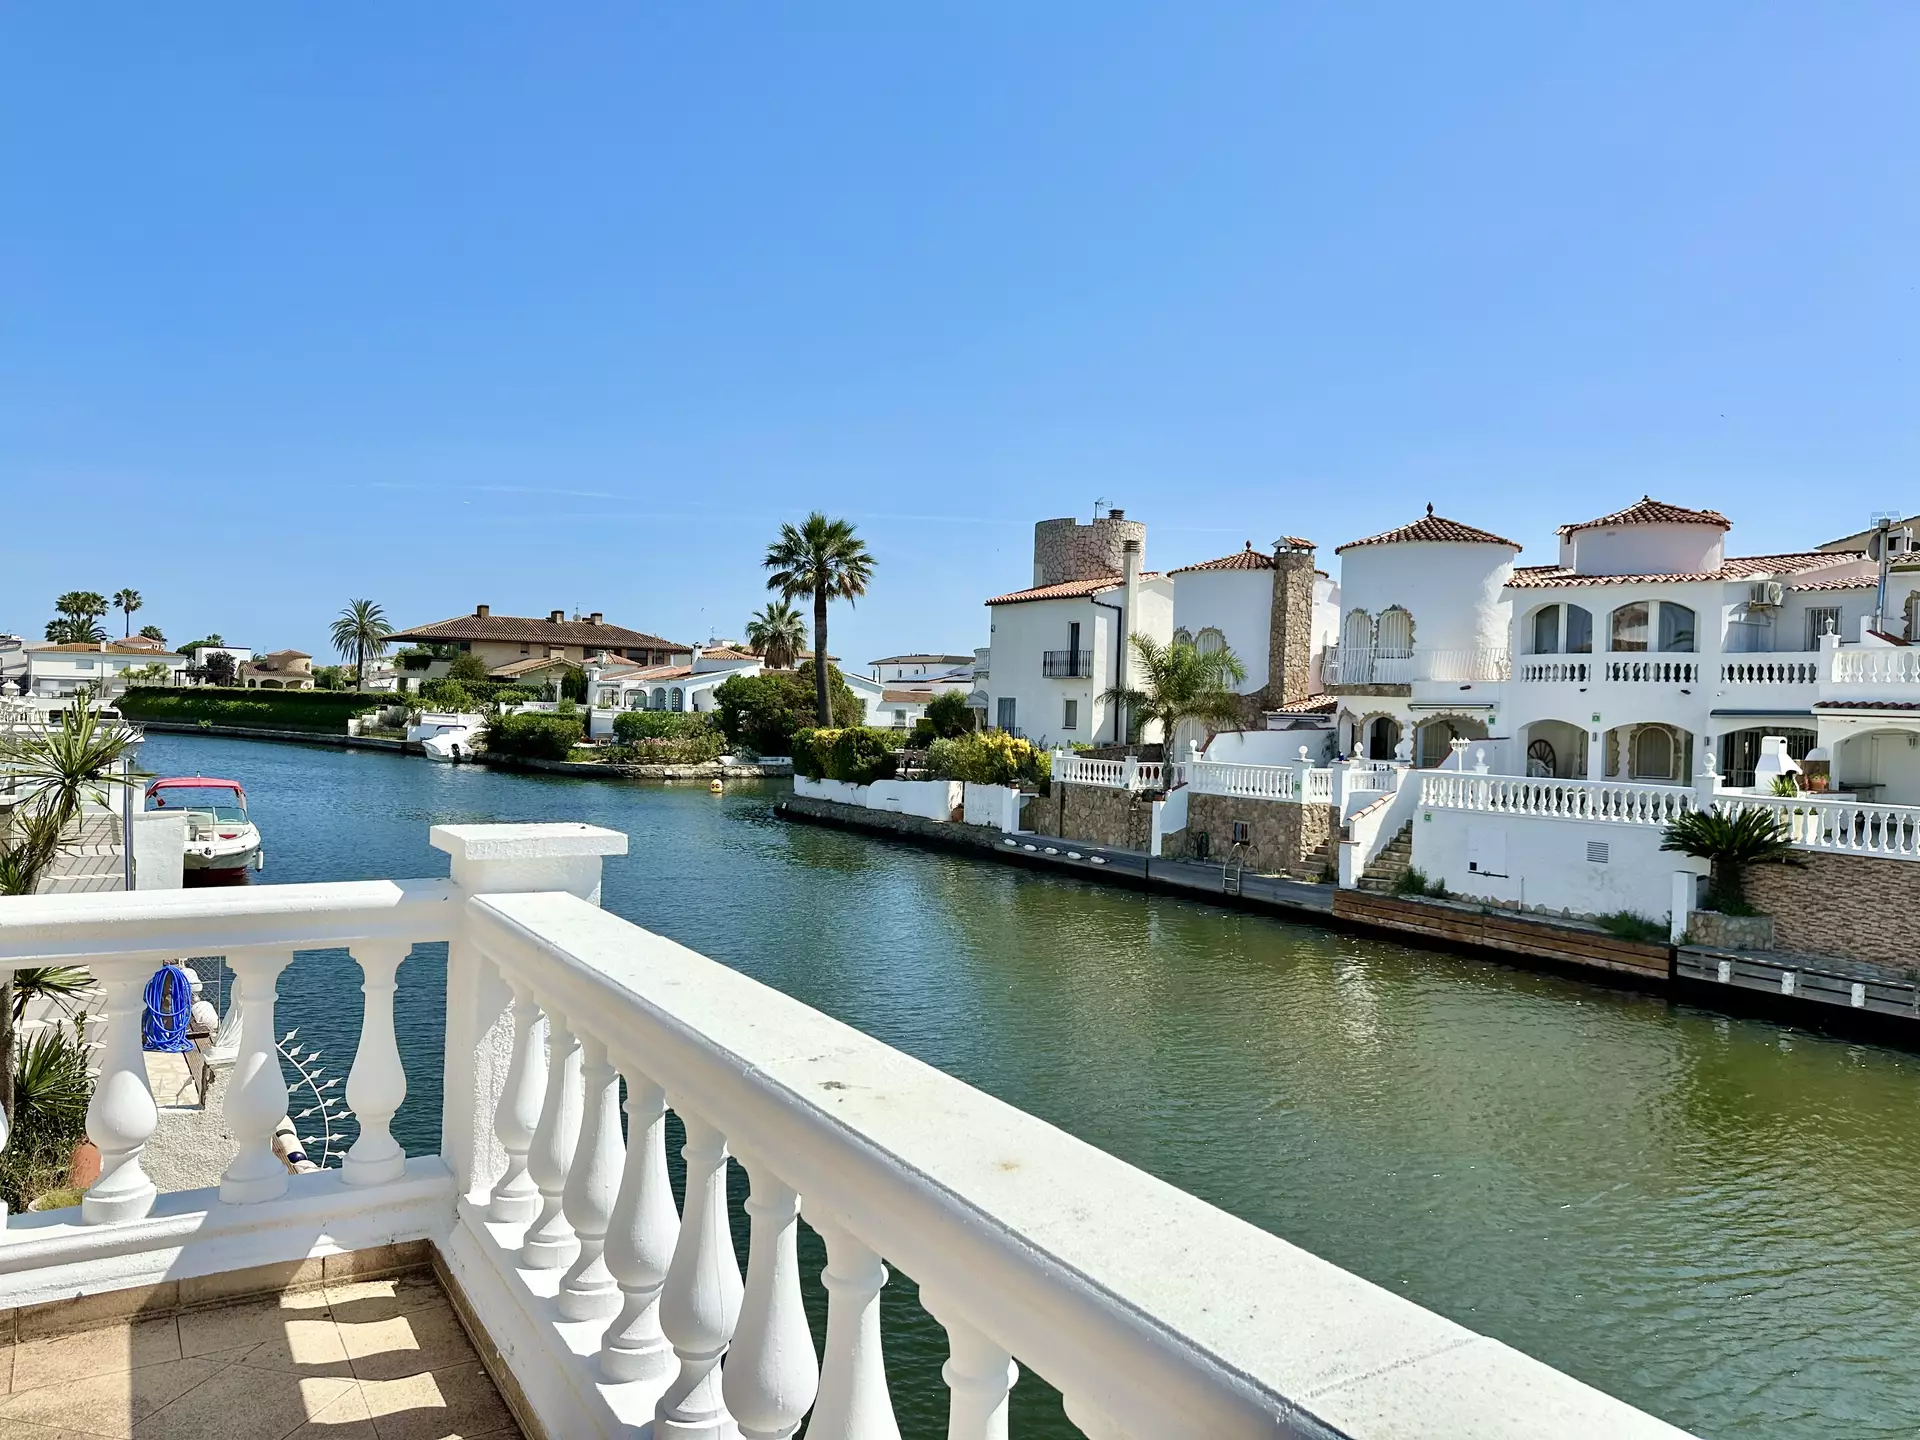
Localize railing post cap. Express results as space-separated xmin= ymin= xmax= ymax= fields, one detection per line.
xmin=431 ymin=823 xmax=629 ymax=862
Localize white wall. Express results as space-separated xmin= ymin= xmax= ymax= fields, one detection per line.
xmin=1338 ymin=542 xmax=1513 ymax=655
xmin=1202 ymin=729 xmax=1328 ymax=765
xmin=1413 ymin=805 xmax=1698 ymax=922
xmin=1567 ymin=522 xmax=1723 ymax=578
xmin=1171 ymin=569 xmax=1271 ymax=693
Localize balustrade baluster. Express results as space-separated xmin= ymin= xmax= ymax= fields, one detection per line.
xmin=82 ymin=963 xmax=159 ymax=1223
xmin=806 ymin=1214 xmax=900 ymax=1440
xmin=601 ymin=1065 xmax=679 ymax=1382
xmin=558 ymin=1032 xmax=623 ymax=1319
xmin=342 ymin=939 xmax=409 ymax=1187
xmin=921 ymin=1290 xmax=1017 ymax=1440
xmin=489 ymin=977 xmax=546 ymax=1223
xmin=522 ymin=1005 xmax=583 ymax=1268
xmin=221 ymin=947 xmax=294 ymax=1204
xmin=656 ymin=1107 xmax=743 ymax=1437
xmin=723 ymin=1151 xmax=818 ymax=1440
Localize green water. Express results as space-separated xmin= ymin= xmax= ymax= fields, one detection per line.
xmin=140 ymin=733 xmax=1920 ymax=1437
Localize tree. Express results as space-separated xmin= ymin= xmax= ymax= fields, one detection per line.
xmin=138 ymin=624 xmax=167 ymax=647
xmin=44 ymin=592 xmax=108 ymax=645
xmin=447 ymin=651 xmax=491 ymax=685
xmin=713 ymin=664 xmax=861 ymax=755
xmin=112 ymin=589 xmax=142 ymax=637
xmin=1660 ymin=806 xmax=1801 ymax=915
xmin=924 ymin=689 xmax=976 ymax=740
xmin=763 ymin=513 xmax=875 ymax=727
xmin=1100 ymin=634 xmax=1247 ymax=750
xmin=198 ymin=651 xmax=238 ymax=687
xmin=329 ymin=599 xmax=394 ymax=687
xmin=745 ymin=600 xmax=808 ymax=670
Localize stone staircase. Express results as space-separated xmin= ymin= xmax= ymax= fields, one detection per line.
xmin=1355 ymin=821 xmax=1415 ymax=893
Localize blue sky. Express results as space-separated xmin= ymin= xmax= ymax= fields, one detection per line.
xmin=4 ymin=4 xmax=1915 ymax=665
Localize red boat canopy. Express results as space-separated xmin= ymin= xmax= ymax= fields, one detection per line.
xmin=146 ymin=776 xmax=245 ymax=796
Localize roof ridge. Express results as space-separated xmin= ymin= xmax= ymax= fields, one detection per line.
xmin=1335 ymin=506 xmax=1520 ymax=554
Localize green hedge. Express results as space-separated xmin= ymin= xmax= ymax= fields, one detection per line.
xmin=611 ymin=710 xmax=720 ymax=744
xmin=792 ymin=726 xmax=903 ymax=784
xmin=115 ymin=686 xmax=394 ymax=735
xmin=485 ymin=712 xmax=584 ymax=760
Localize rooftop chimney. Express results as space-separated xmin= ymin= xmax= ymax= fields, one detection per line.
xmin=1108 ymin=507 xmax=1125 ymax=521
xmin=589 ymin=612 xmax=603 ymax=625
xmin=549 ymin=609 xmax=565 ymax=624
xmin=1267 ymin=538 xmax=1318 ymax=709
xmin=475 ymin=604 xmax=490 ymax=618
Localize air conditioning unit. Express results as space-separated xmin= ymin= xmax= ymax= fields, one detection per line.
xmin=1748 ymin=581 xmax=1785 ymax=608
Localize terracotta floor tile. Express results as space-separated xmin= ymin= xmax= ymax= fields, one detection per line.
xmin=9 ymin=1320 xmax=182 ymax=1391
xmin=0 ymin=1355 xmax=228 ymax=1439
xmin=338 ymin=1304 xmax=477 ymax=1384
xmin=359 ymin=1362 xmax=514 ymax=1440
xmin=131 ymin=1363 xmax=356 ymax=1440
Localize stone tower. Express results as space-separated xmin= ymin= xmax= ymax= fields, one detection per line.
xmin=1264 ymin=536 xmax=1318 ymax=710
xmin=1032 ymin=509 xmax=1149 ymax=587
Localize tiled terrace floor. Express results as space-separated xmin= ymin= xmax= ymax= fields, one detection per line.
xmin=0 ymin=1269 xmax=523 ymax=1440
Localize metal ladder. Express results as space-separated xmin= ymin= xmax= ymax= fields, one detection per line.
xmin=1222 ymin=842 xmax=1247 ymax=897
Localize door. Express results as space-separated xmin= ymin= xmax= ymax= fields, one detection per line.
xmin=996 ymin=697 xmax=1017 ymax=734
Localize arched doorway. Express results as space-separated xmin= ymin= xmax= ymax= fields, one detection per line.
xmin=1521 ymin=719 xmax=1589 ymax=779
xmin=1364 ymin=715 xmax=1402 ymax=761
xmin=1603 ymin=723 xmax=1690 ymax=783
xmin=1414 ymin=714 xmax=1489 ymax=768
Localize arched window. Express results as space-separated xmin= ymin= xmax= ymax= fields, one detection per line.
xmin=597 ymin=688 xmax=617 ymax=708
xmin=1172 ymin=627 xmax=1194 ymax=646
xmin=1195 ymin=627 xmax=1225 ymax=655
xmin=1376 ymin=607 xmax=1414 ymax=659
xmin=1340 ymin=610 xmax=1374 ymax=684
xmin=1565 ymin=604 xmax=1593 ymax=654
xmin=1531 ymin=605 xmax=1561 ymax=654
xmin=650 ymin=686 xmax=667 ymax=710
xmin=627 ymin=692 xmax=644 ymax=710
xmin=1633 ymin=726 xmax=1675 ymax=779
xmin=670 ymin=687 xmax=684 ymax=711
xmin=1610 ymin=602 xmax=1649 ymax=652
xmin=1658 ymin=603 xmax=1696 ymax=653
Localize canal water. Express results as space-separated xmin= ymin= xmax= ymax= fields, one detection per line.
xmin=143 ymin=733 xmax=1920 ymax=1438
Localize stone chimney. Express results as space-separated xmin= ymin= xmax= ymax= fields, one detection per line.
xmin=549 ymin=609 xmax=565 ymax=624
xmin=1266 ymin=536 xmax=1318 ymax=709
xmin=474 ymin=604 xmax=491 ymax=618
xmin=588 ymin=612 xmax=603 ymax=625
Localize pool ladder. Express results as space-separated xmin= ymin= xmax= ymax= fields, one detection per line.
xmin=1222 ymin=842 xmax=1247 ymax=897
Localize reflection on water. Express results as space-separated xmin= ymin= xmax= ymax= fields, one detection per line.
xmin=139 ymin=733 xmax=1920 ymax=1439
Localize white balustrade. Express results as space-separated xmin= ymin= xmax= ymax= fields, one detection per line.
xmin=1418 ymin=772 xmax=1695 ymax=825
xmin=656 ymin=1107 xmax=744 ymax=1437
xmin=1302 ymin=768 xmax=1334 ymax=804
xmin=522 ymin=1004 xmax=583 ymax=1268
xmin=1188 ymin=759 xmax=1298 ymax=800
xmin=1717 ymin=795 xmax=1920 ymax=861
xmin=0 ymin=827 xmax=1692 ymax=1440
xmin=221 ymin=946 xmax=295 ymax=1204
xmin=341 ymin=939 xmax=409 ymax=1187
xmin=82 ymin=962 xmax=159 ymax=1223
xmin=1602 ymin=658 xmax=1700 ymax=684
xmin=1831 ymin=647 xmax=1920 ymax=685
xmin=1720 ymin=657 xmax=1820 ymax=686
xmin=1518 ymin=658 xmax=1591 ymax=683
xmin=1326 ymin=645 xmax=1508 ymax=685
xmin=600 ymin=1063 xmax=679 ymax=1382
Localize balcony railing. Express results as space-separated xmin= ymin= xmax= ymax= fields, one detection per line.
xmin=1830 ymin=648 xmax=1920 ymax=685
xmin=1419 ymin=772 xmax=1696 ymax=826
xmin=1324 ymin=646 xmax=1509 ymax=686
xmin=0 ymin=822 xmax=1687 ymax=1437
xmin=1042 ymin=649 xmax=1093 ymax=678
xmin=1720 ymin=657 xmax=1821 ymax=687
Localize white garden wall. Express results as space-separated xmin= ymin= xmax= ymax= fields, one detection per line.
xmin=963 ymin=782 xmax=1024 ymax=831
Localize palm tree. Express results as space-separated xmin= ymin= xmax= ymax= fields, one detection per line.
xmin=329 ymin=599 xmax=394 ymax=688
xmin=1661 ymin=806 xmax=1800 ymax=914
xmin=763 ymin=513 xmax=875 ymax=722
xmin=745 ymin=600 xmax=808 ymax=670
xmin=45 ymin=591 xmax=108 ymax=645
xmin=112 ymin=589 xmax=142 ymax=637
xmin=1100 ymin=633 xmax=1247 ymax=750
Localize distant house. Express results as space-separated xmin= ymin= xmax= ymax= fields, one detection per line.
xmin=868 ymin=653 xmax=975 ymax=684
xmin=184 ymin=644 xmax=253 ymax=684
xmin=388 ymin=606 xmax=692 ymax=676
xmin=0 ymin=635 xmax=27 ymax=695
xmin=581 ymin=647 xmax=764 ymax=738
xmin=241 ymin=650 xmax=314 ymax=690
xmin=26 ymin=641 xmax=188 ymax=698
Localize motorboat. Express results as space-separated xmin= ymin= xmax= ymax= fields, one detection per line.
xmin=146 ymin=776 xmax=263 ymax=875
xmin=419 ymin=721 xmax=480 ymax=762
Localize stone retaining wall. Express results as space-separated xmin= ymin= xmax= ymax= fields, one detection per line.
xmin=1162 ymin=793 xmax=1337 ymax=879
xmin=1746 ymin=852 xmax=1920 ymax=975
xmin=1026 ymin=782 xmax=1153 ymax=851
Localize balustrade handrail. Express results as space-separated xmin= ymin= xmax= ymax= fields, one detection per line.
xmin=1417 ymin=772 xmax=1696 ymax=825
xmin=1829 ymin=648 xmax=1920 ymax=684
xmin=1324 ymin=645 xmax=1509 ymax=685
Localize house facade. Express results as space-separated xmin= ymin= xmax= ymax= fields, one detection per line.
xmin=240 ymin=649 xmax=314 ymax=689
xmin=26 ymin=640 xmax=188 ymax=697
xmin=389 ymin=606 xmax=692 ymax=676
xmin=585 ymin=647 xmax=763 ymax=726
xmin=1167 ymin=538 xmax=1341 ymax=712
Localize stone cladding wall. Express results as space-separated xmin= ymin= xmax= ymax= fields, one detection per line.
xmin=1161 ymin=794 xmax=1337 ymax=879
xmin=1032 ymin=516 xmax=1148 ymax=587
xmin=1026 ymin=782 xmax=1153 ymax=851
xmin=1257 ymin=550 xmax=1319 ymax=710
xmin=1745 ymin=851 xmax=1920 ymax=975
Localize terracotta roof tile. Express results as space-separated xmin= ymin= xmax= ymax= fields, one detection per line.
xmin=1271 ymin=695 xmax=1338 ymax=714
xmin=1815 ymin=700 xmax=1920 ymax=710
xmin=1793 ymin=575 xmax=1878 ymax=592
xmin=1169 ymin=543 xmax=1276 ymax=575
xmin=1557 ymin=496 xmax=1731 ymax=536
xmin=392 ymin=612 xmax=688 ymax=650
xmin=31 ymin=642 xmax=185 ymax=657
xmin=985 ymin=573 xmax=1161 ymax=605
xmin=880 ymin=688 xmax=935 ymax=703
xmin=1335 ymin=507 xmax=1520 ymax=554
xmin=488 ymin=655 xmax=579 ymax=678
xmin=1507 ymin=552 xmax=1860 ymax=589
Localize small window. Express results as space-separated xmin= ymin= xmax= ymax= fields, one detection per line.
xmin=670 ymin=688 xmax=684 ymax=711
xmin=1195 ymin=627 xmax=1226 ymax=655
xmin=1565 ymin=605 xmax=1593 ymax=654
xmin=1531 ymin=605 xmax=1560 ymax=655
xmin=1231 ymin=820 xmax=1251 ymax=844
xmin=1658 ymin=603 xmax=1696 ymax=653
xmin=996 ymin=697 xmax=1016 ymax=732
xmin=1063 ymin=699 xmax=1078 ymax=730
xmin=1807 ymin=607 xmax=1842 ymax=649
xmin=1611 ymin=602 xmax=1649 ymax=652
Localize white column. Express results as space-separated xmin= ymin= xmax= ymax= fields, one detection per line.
xmin=488 ymin=976 xmax=545 ymax=1224
xmin=521 ymin=1005 xmax=582 ymax=1269
xmin=806 ymin=1213 xmax=900 ymax=1440
xmin=655 ymin=1107 xmax=743 ymax=1439
xmin=342 ymin=939 xmax=409 ymax=1187
xmin=82 ymin=964 xmax=159 ymax=1223
xmin=221 ymin=947 xmax=294 ymax=1204
xmin=921 ymin=1289 xmax=1017 ymax=1440
xmin=722 ymin=1153 xmax=818 ymax=1440
xmin=600 ymin=1065 xmax=679 ymax=1383
xmin=557 ymin=1031 xmax=622 ymax=1320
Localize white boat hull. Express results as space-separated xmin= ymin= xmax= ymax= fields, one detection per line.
xmin=182 ymin=826 xmax=263 ymax=873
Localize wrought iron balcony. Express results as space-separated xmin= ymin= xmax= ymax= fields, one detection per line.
xmin=1042 ymin=649 xmax=1094 ymax=678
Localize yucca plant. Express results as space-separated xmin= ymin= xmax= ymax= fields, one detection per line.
xmin=0 ymin=1025 xmax=93 ymax=1213
xmin=1661 ymin=807 xmax=1800 ymax=916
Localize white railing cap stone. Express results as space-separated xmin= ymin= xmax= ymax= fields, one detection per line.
xmin=431 ymin=823 xmax=629 ymax=861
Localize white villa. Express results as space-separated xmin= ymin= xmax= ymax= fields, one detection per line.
xmin=581 ymin=647 xmax=764 ymax=738
xmin=864 ymin=653 xmax=977 ymax=729
xmin=25 ymin=639 xmax=188 ymax=698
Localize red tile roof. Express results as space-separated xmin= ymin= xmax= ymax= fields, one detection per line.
xmin=1169 ymin=543 xmax=1276 ymax=575
xmin=985 ymin=574 xmax=1161 ymax=605
xmin=1507 ymin=552 xmax=1860 ymax=589
xmin=880 ymin=688 xmax=935 ymax=703
xmin=32 ymin=642 xmax=185 ymax=657
xmin=1793 ymin=575 xmax=1878 ymax=592
xmin=1815 ymin=700 xmax=1920 ymax=711
xmin=1271 ymin=695 xmax=1338 ymax=714
xmin=1557 ymin=496 xmax=1731 ymax=536
xmin=1335 ymin=507 xmax=1520 ymax=554
xmin=392 ymin=612 xmax=687 ymax=649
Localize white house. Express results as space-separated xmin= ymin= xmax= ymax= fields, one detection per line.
xmin=0 ymin=635 xmax=26 ymax=695
xmin=980 ymin=511 xmax=1174 ymax=747
xmin=26 ymin=640 xmax=189 ymax=698
xmin=869 ymin=653 xmax=976 ymax=685
xmin=1167 ymin=538 xmax=1342 ymax=713
xmin=184 ymin=643 xmax=253 ymax=681
xmin=583 ymin=647 xmax=764 ymax=738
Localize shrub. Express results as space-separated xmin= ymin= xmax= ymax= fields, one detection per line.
xmin=827 ymin=728 xmax=902 ymax=785
xmin=925 ymin=731 xmax=1050 ymax=788
xmin=923 ymin=690 xmax=976 ymax=739
xmin=418 ymin=678 xmax=474 ymax=712
xmin=612 ymin=710 xmax=720 ymax=745
xmin=791 ymin=727 xmax=829 ymax=780
xmin=0 ymin=1026 xmax=92 ymax=1214
xmin=485 ymin=712 xmax=584 ymax=760
xmin=447 ymin=651 xmax=491 ymax=684
xmin=1595 ymin=910 xmax=1668 ymax=944
xmin=714 ymin=665 xmax=861 ymax=756
xmin=607 ymin=733 xmax=726 ymax=765
xmin=1392 ymin=867 xmax=1449 ymax=899
xmin=908 ymin=718 xmax=937 ymax=749
xmin=1660 ymin=807 xmax=1800 ymax=913
xmin=115 ymin=686 xmax=391 ymax=734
